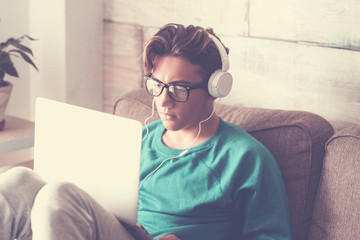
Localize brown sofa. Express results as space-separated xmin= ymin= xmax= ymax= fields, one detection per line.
xmin=114 ymin=88 xmax=360 ymax=240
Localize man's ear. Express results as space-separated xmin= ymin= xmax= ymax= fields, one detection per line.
xmin=207 ymin=91 xmax=217 ymax=101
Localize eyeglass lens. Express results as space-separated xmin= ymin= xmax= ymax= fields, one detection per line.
xmin=146 ymin=78 xmax=189 ymax=102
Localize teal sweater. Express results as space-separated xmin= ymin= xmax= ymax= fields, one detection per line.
xmin=138 ymin=119 xmax=292 ymax=239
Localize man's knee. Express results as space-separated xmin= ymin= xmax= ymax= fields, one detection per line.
xmin=1 ymin=167 xmax=38 ymax=185
xmin=31 ymin=182 xmax=74 ymax=225
xmin=0 ymin=167 xmax=45 ymax=199
xmin=0 ymin=167 xmax=46 ymax=239
xmin=32 ymin=182 xmax=79 ymax=209
xmin=31 ymin=182 xmax=92 ymax=235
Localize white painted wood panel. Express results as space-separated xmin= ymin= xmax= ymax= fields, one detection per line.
xmin=222 ymin=36 xmax=360 ymax=127
xmin=29 ymin=0 xmax=104 ymax=119
xmin=104 ymin=0 xmax=249 ymax=36
xmin=103 ymin=0 xmax=360 ymax=128
xmin=143 ymin=27 xmax=159 ymax=44
xmin=103 ymin=23 xmax=144 ymax=113
xmin=250 ymin=0 xmax=360 ymax=50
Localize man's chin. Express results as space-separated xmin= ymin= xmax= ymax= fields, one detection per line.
xmin=160 ymin=119 xmax=181 ymax=131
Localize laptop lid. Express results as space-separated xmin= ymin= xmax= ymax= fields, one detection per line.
xmin=33 ymin=97 xmax=142 ymax=225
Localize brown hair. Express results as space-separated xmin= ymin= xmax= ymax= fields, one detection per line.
xmin=143 ymin=23 xmax=229 ymax=82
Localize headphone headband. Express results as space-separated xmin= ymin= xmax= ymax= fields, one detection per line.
xmin=208 ymin=34 xmax=230 ymax=71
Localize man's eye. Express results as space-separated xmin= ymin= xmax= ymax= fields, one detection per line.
xmin=174 ymin=86 xmax=187 ymax=92
xmin=154 ymin=82 xmax=162 ymax=88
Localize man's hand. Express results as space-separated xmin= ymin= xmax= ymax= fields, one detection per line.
xmin=156 ymin=234 xmax=181 ymax=240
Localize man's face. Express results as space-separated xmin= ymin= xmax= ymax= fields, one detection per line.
xmin=151 ymin=55 xmax=213 ymax=132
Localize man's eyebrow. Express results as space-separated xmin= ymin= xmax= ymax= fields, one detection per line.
xmin=171 ymin=80 xmax=192 ymax=85
xmin=151 ymin=76 xmax=191 ymax=85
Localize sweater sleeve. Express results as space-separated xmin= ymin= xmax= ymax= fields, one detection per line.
xmin=233 ymin=146 xmax=293 ymax=240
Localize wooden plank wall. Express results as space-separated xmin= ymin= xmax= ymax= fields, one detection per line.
xmin=103 ymin=0 xmax=360 ymax=129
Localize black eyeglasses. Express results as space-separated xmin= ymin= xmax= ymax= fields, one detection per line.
xmin=144 ymin=76 xmax=207 ymax=102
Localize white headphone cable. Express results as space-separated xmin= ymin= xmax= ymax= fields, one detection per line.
xmin=139 ymin=106 xmax=215 ymax=190
xmin=142 ymin=98 xmax=155 ymax=141
xmin=139 ymin=155 xmax=179 ymax=190
xmin=183 ymin=106 xmax=215 ymax=154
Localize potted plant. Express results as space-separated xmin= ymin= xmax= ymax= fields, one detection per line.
xmin=0 ymin=35 xmax=38 ymax=130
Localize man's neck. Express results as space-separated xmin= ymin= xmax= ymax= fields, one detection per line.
xmin=162 ymin=114 xmax=220 ymax=150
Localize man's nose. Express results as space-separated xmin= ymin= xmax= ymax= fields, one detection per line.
xmin=158 ymin=88 xmax=174 ymax=108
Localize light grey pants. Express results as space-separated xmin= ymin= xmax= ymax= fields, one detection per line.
xmin=0 ymin=167 xmax=135 ymax=240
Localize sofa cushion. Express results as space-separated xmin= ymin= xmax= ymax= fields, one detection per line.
xmin=114 ymin=88 xmax=334 ymax=240
xmin=309 ymin=126 xmax=360 ymax=240
xmin=113 ymin=88 xmax=160 ymax=123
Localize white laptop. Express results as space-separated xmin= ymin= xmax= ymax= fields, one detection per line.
xmin=34 ymin=98 xmax=152 ymax=239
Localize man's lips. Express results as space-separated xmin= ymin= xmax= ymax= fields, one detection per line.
xmin=160 ymin=112 xmax=176 ymax=120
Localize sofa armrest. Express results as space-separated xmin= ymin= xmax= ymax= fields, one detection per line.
xmin=309 ymin=126 xmax=360 ymax=240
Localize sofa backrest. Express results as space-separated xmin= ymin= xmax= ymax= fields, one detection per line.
xmin=114 ymin=88 xmax=334 ymax=240
xmin=309 ymin=126 xmax=360 ymax=240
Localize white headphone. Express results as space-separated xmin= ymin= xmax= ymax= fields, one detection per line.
xmin=207 ymin=34 xmax=233 ymax=98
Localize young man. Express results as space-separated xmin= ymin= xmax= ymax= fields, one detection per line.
xmin=137 ymin=24 xmax=292 ymax=239
xmin=0 ymin=24 xmax=292 ymax=240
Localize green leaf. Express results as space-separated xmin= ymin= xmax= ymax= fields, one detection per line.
xmin=0 ymin=62 xmax=18 ymax=77
xmin=0 ymin=52 xmax=10 ymax=65
xmin=0 ymin=35 xmax=38 ymax=80
xmin=9 ymin=49 xmax=38 ymax=71
xmin=7 ymin=38 xmax=34 ymax=56
xmin=18 ymin=35 xmax=38 ymax=41
xmin=0 ymin=42 xmax=6 ymax=51
xmin=0 ymin=69 xmax=4 ymax=81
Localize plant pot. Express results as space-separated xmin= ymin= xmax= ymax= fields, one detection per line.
xmin=0 ymin=81 xmax=13 ymax=130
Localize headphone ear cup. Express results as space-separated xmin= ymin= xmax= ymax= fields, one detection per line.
xmin=208 ymin=70 xmax=233 ymax=98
